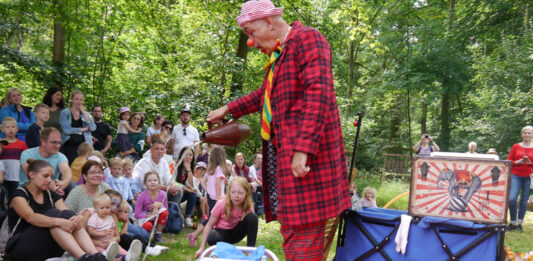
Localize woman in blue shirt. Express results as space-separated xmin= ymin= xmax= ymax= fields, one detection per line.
xmin=59 ymin=91 xmax=95 ymax=164
xmin=0 ymin=88 xmax=35 ymax=142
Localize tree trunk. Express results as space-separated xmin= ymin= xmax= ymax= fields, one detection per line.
xmin=230 ymin=30 xmax=249 ymax=93
xmin=437 ymin=0 xmax=455 ymax=151
xmin=439 ymin=92 xmax=450 ymax=150
xmin=5 ymin=17 xmax=22 ymax=49
xmin=348 ymin=40 xmax=355 ymax=97
xmin=420 ymin=100 xmax=427 ymax=134
xmin=52 ymin=0 xmax=66 ymax=89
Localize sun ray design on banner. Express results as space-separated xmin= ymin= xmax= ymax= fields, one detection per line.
xmin=409 ymin=156 xmax=511 ymax=224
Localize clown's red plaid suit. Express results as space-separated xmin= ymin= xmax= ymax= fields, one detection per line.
xmin=228 ymin=21 xmax=350 ymax=226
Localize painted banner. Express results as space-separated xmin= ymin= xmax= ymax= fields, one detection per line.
xmin=408 ymin=156 xmax=511 ymax=224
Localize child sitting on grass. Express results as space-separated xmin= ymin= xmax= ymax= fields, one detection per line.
xmin=350 ymin=183 xmax=363 ymax=211
xmin=194 ymin=177 xmax=258 ymax=258
xmin=361 ymin=187 xmax=378 ymax=208
xmin=25 ymin=103 xmax=49 ymax=148
xmin=87 ymin=193 xmax=141 ymax=261
xmin=123 ymin=158 xmax=141 ymax=208
xmin=0 ymin=117 xmax=27 ymax=198
xmin=105 ymin=158 xmax=133 ymax=203
xmin=134 ymin=171 xmax=169 ymax=243
xmin=71 ymin=142 xmax=94 ymax=183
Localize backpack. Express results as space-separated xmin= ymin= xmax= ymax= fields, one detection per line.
xmin=163 ymin=202 xmax=184 ymax=234
xmin=416 ymin=145 xmax=434 ymax=154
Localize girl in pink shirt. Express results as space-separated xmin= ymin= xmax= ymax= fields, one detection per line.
xmin=187 ymin=145 xmax=228 ymax=247
xmin=194 ymin=177 xmax=258 ymax=258
xmin=134 ymin=171 xmax=169 ymax=243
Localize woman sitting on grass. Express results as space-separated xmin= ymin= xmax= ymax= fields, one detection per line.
xmin=7 ymin=159 xmax=104 ymax=261
xmin=194 ymin=177 xmax=258 ymax=258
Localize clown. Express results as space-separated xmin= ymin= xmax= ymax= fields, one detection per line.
xmin=207 ymin=0 xmax=350 ymax=259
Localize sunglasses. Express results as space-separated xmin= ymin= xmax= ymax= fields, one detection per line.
xmin=164 ymin=126 xmax=172 ymax=130
xmin=183 ymin=128 xmax=186 ymax=136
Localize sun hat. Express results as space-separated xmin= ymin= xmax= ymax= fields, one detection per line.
xmin=195 ymin=161 xmax=207 ymax=169
xmin=119 ymin=107 xmax=131 ymax=114
xmin=88 ymin=155 xmax=102 ymax=163
xmin=236 ymin=0 xmax=283 ymax=28
xmin=180 ymin=108 xmax=191 ymax=115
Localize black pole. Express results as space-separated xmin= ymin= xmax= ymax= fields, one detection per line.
xmin=338 ymin=112 xmax=364 ymax=248
xmin=348 ymin=112 xmax=364 ymax=183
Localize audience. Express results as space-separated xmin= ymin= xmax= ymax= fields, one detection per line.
xmin=132 ymin=136 xmax=180 ymax=207
xmin=0 ymin=117 xmax=28 ymax=199
xmin=169 ymin=108 xmax=199 ymax=159
xmin=0 ymin=140 xmax=5 ymax=218
xmin=142 ymin=120 xmax=174 ymax=165
xmin=361 ymin=187 xmax=378 ymax=208
xmin=146 ymin=115 xmax=165 ymax=147
xmin=0 ymin=88 xmax=35 ymax=142
xmin=413 ymin=134 xmax=440 ymax=155
xmin=19 ymin=127 xmax=72 ymax=197
xmin=86 ymin=193 xmax=132 ymax=260
xmin=42 ymin=87 xmax=66 ymax=134
xmin=105 ymin=157 xmax=133 ymax=203
xmin=122 ymin=112 xmax=145 ymax=163
xmin=134 ymin=171 xmax=169 ymax=243
xmin=248 ymin=153 xmax=263 ymax=214
xmin=60 ymin=91 xmax=96 ymax=164
xmin=115 ymin=107 xmax=141 ymax=159
xmin=122 ymin=158 xmax=141 ymax=206
xmin=26 ymin=103 xmax=50 ymax=148
xmin=194 ymin=177 xmax=258 ymax=258
xmin=71 ymin=142 xmax=94 ymax=184
xmin=7 ymin=159 xmax=105 ymax=261
xmin=187 ymin=146 xmax=229 ymax=246
xmin=466 ymin=141 xmax=477 ymax=154
xmin=90 ymin=105 xmax=112 ymax=155
xmin=111 ymin=192 xmax=168 ymax=257
xmin=196 ymin=143 xmax=209 ymax=164
xmin=65 ymin=160 xmax=111 ymax=214
xmin=173 ymin=146 xmax=198 ymax=228
xmin=193 ymin=161 xmax=209 ymax=221
xmin=506 ymin=125 xmax=533 ymax=232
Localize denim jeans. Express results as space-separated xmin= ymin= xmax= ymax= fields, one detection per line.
xmin=180 ymin=191 xmax=198 ymax=217
xmin=127 ymin=222 xmax=149 ymax=240
xmin=508 ymin=174 xmax=531 ymax=223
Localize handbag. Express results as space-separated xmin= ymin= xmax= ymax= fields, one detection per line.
xmin=4 ymin=188 xmax=54 ymax=255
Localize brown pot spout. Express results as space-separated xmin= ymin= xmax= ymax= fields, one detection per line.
xmin=201 ymin=121 xmax=250 ymax=147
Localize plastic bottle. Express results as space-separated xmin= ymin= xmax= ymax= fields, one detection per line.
xmin=193 ymin=215 xmax=198 ymax=229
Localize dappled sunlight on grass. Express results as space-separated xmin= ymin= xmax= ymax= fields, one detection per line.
xmin=148 ymin=217 xmax=285 ymax=261
xmin=376 ymin=181 xmax=410 ymax=210
xmin=139 ymin=174 xmax=533 ymax=260
xmin=505 ymin=211 xmax=533 ymax=253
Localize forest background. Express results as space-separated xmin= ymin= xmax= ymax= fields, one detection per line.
xmin=1 ymin=0 xmax=532 ymax=167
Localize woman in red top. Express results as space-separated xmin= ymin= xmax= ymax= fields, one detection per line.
xmin=506 ymin=125 xmax=533 ymax=232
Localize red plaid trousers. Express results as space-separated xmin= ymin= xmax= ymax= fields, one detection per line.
xmin=280 ymin=220 xmax=327 ymax=260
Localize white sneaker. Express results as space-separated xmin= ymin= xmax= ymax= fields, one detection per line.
xmin=184 ymin=217 xmax=194 ymax=228
xmin=144 ymin=246 xmax=161 ymax=257
xmin=103 ymin=242 xmax=119 ymax=260
xmin=125 ymin=239 xmax=142 ymax=261
xmin=153 ymin=245 xmax=169 ymax=254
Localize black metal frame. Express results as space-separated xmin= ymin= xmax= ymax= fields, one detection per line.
xmin=336 ymin=210 xmax=506 ymax=261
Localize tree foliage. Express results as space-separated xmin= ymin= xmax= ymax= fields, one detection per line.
xmin=0 ymin=0 xmax=531 ymax=167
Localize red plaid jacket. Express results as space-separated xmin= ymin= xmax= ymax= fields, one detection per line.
xmin=228 ymin=21 xmax=350 ymax=226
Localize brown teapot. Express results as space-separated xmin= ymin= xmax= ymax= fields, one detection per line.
xmin=201 ymin=120 xmax=250 ymax=147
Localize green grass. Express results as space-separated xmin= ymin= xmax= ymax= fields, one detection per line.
xmin=145 ymin=218 xmax=339 ymax=261
xmin=505 ymin=211 xmax=533 ymax=253
xmin=143 ymin=172 xmax=533 ymax=260
xmin=375 ymin=181 xmax=410 ymax=210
